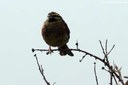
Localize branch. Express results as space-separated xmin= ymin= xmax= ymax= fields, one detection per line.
xmin=34 ymin=54 xmax=51 ymax=85
xmin=32 ymin=40 xmax=125 ymax=85
xmin=107 ymin=45 xmax=115 ymax=55
xmin=94 ymin=62 xmax=99 ymax=85
xmin=99 ymin=40 xmax=124 ymax=85
xmin=32 ymin=48 xmax=104 ymax=62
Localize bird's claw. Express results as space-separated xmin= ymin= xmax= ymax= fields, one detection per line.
xmin=46 ymin=46 xmax=53 ymax=55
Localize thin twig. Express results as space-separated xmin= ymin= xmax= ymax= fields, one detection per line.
xmin=79 ymin=53 xmax=87 ymax=62
xmin=110 ymin=73 xmax=113 ymax=85
xmin=94 ymin=62 xmax=99 ymax=85
xmin=107 ymin=45 xmax=115 ymax=55
xmin=113 ymin=74 xmax=118 ymax=85
xmin=34 ymin=54 xmax=51 ymax=85
xmin=105 ymin=39 xmax=108 ymax=54
xmin=102 ymin=65 xmax=118 ymax=85
xmin=99 ymin=40 xmax=106 ymax=55
xmin=99 ymin=40 xmax=124 ymax=85
xmin=124 ymin=76 xmax=128 ymax=79
xmin=53 ymin=82 xmax=56 ymax=85
xmin=99 ymin=40 xmax=110 ymax=66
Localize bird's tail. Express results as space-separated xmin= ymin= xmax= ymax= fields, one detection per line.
xmin=58 ymin=44 xmax=74 ymax=56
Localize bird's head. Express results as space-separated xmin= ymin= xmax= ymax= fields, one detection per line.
xmin=47 ymin=12 xmax=62 ymax=22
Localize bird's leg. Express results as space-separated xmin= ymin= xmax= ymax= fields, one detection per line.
xmin=46 ymin=46 xmax=53 ymax=55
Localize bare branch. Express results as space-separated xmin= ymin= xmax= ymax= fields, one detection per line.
xmin=53 ymin=82 xmax=56 ymax=85
xmin=79 ymin=53 xmax=87 ymax=62
xmin=32 ymin=40 xmax=125 ymax=85
xmin=110 ymin=73 xmax=113 ymax=85
xmin=99 ymin=40 xmax=106 ymax=55
xmin=34 ymin=54 xmax=51 ymax=85
xmin=32 ymin=48 xmax=58 ymax=53
xmin=124 ymin=76 xmax=128 ymax=79
xmin=113 ymin=75 xmax=118 ymax=85
xmin=105 ymin=39 xmax=108 ymax=54
xmin=107 ymin=45 xmax=115 ymax=55
xmin=94 ymin=62 xmax=99 ymax=85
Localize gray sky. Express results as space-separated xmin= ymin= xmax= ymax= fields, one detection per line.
xmin=0 ymin=0 xmax=128 ymax=85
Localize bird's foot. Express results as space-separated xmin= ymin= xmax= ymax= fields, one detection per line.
xmin=46 ymin=46 xmax=53 ymax=55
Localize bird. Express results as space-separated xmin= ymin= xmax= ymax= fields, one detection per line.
xmin=41 ymin=12 xmax=74 ymax=56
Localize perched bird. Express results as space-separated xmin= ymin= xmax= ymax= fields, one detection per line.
xmin=41 ymin=12 xmax=74 ymax=56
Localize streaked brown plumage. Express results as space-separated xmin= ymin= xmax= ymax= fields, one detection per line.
xmin=41 ymin=12 xmax=73 ymax=56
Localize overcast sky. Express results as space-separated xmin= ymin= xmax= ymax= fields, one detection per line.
xmin=0 ymin=0 xmax=128 ymax=85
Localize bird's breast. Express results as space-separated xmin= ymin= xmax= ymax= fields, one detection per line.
xmin=42 ymin=25 xmax=69 ymax=47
